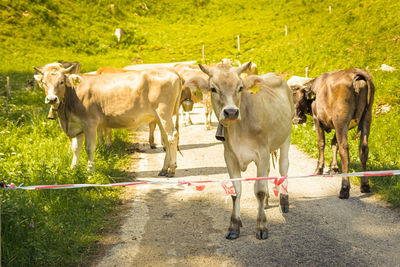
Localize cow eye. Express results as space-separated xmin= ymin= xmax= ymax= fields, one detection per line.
xmin=239 ymin=86 xmax=243 ymax=92
xmin=211 ymin=87 xmax=217 ymax=93
xmin=60 ymin=81 xmax=64 ymax=85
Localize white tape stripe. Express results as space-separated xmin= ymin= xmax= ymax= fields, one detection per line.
xmin=5 ymin=170 xmax=400 ymax=191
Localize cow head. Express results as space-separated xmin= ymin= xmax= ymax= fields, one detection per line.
xmin=187 ymin=62 xmax=251 ymax=126
xmin=291 ymin=80 xmax=314 ymax=124
xmin=33 ymin=63 xmax=76 ymax=109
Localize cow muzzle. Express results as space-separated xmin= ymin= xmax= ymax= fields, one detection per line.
xmin=223 ymin=108 xmax=240 ymax=121
xmin=292 ymin=115 xmax=306 ymax=125
xmin=45 ymin=95 xmax=59 ymax=105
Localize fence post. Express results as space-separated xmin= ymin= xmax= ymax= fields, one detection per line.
xmin=285 ymin=25 xmax=288 ymax=36
xmin=237 ymin=35 xmax=240 ymax=52
xmin=4 ymin=77 xmax=10 ymax=116
xmin=202 ymin=44 xmax=205 ymax=61
xmin=329 ymin=6 xmax=332 ymax=13
xmin=305 ymin=67 xmax=309 ymax=78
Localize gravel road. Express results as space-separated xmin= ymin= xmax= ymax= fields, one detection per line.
xmin=94 ymin=106 xmax=400 ymax=267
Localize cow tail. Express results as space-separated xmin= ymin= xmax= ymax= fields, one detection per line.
xmin=354 ymin=70 xmax=375 ymax=136
xmin=174 ymin=74 xmax=183 ymax=156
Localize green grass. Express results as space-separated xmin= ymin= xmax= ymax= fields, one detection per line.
xmin=1 ymin=0 xmax=400 ymax=265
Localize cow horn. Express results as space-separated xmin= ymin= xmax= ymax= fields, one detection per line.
xmin=33 ymin=67 xmax=43 ymax=75
xmin=63 ymin=65 xmax=74 ymax=73
xmin=236 ymin=61 xmax=252 ymax=75
xmin=199 ymin=64 xmax=212 ymax=77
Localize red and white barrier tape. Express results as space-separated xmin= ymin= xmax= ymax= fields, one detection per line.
xmin=2 ymin=170 xmax=399 ymax=194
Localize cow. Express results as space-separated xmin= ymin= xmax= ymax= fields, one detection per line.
xmin=95 ymin=66 xmax=192 ymax=149
xmin=173 ymin=63 xmax=213 ymax=129
xmin=185 ymin=62 xmax=293 ymax=240
xmin=33 ymin=63 xmax=181 ymax=177
xmin=292 ymin=68 xmax=375 ymax=199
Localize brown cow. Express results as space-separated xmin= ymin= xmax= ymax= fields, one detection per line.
xmin=34 ymin=63 xmax=181 ymax=177
xmin=186 ymin=63 xmax=293 ymax=240
xmin=292 ymin=68 xmax=375 ymax=199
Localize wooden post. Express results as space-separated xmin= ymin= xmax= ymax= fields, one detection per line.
xmin=4 ymin=77 xmax=10 ymax=116
xmin=329 ymin=6 xmax=332 ymax=13
xmin=305 ymin=67 xmax=309 ymax=78
xmin=285 ymin=25 xmax=288 ymax=36
xmin=237 ymin=35 xmax=240 ymax=52
xmin=202 ymin=44 xmax=205 ymax=61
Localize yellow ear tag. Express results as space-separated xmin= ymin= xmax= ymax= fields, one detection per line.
xmin=195 ymin=88 xmax=203 ymax=98
xmin=251 ymin=85 xmax=260 ymax=94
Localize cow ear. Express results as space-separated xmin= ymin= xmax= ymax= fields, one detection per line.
xmin=304 ymin=80 xmax=315 ymax=99
xmin=66 ymin=74 xmax=82 ymax=88
xmin=244 ymin=75 xmax=263 ymax=94
xmin=184 ymin=76 xmax=208 ymax=92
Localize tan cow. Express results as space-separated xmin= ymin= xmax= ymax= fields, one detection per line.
xmin=34 ymin=63 xmax=181 ymax=177
xmin=186 ymin=63 xmax=293 ymax=240
xmin=292 ymin=68 xmax=375 ymax=199
xmin=173 ymin=63 xmax=213 ymax=129
xmin=95 ymin=66 xmax=192 ymax=149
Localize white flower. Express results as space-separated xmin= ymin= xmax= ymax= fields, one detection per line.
xmin=11 ymin=152 xmax=16 ymax=156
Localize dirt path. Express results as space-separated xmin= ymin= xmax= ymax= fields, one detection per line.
xmin=94 ymin=106 xmax=400 ymax=267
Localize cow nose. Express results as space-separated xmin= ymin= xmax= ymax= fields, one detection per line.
xmin=223 ymin=108 xmax=239 ymax=120
xmin=45 ymin=95 xmax=58 ymax=104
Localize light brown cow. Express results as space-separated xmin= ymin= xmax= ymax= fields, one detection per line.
xmin=292 ymin=68 xmax=375 ymax=199
xmin=34 ymin=63 xmax=181 ymax=177
xmin=186 ymin=63 xmax=293 ymax=240
xmin=173 ymin=63 xmax=213 ymax=129
xmin=95 ymin=66 xmax=192 ymax=149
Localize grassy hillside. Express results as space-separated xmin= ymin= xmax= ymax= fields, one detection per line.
xmin=1 ymin=0 xmax=400 ymax=265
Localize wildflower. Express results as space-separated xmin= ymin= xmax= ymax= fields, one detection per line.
xmin=11 ymin=152 xmax=16 ymax=156
xmin=30 ymin=221 xmax=34 ymax=228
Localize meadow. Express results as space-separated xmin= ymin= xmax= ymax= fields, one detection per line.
xmin=1 ymin=0 xmax=400 ymax=265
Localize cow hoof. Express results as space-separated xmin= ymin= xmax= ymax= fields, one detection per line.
xmin=226 ymin=231 xmax=240 ymax=240
xmin=256 ymin=229 xmax=268 ymax=240
xmin=166 ymin=171 xmax=175 ymax=177
xmin=280 ymin=205 xmax=289 ymax=213
xmin=279 ymin=194 xmax=289 ymax=213
xmin=360 ymin=184 xmax=371 ymax=193
xmin=339 ymin=187 xmax=350 ymax=199
xmin=150 ymin=145 xmax=157 ymax=149
xmin=329 ymin=167 xmax=339 ymax=174
xmin=314 ymin=168 xmax=324 ymax=175
xmin=158 ymin=170 xmax=168 ymax=176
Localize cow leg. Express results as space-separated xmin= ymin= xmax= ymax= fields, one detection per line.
xmin=359 ymin=109 xmax=372 ymax=193
xmin=335 ymin=125 xmax=350 ymax=199
xmin=254 ymin=154 xmax=270 ymax=240
xmin=314 ymin=119 xmax=326 ymax=175
xmin=85 ymin=128 xmax=97 ymax=172
xmin=279 ymin=135 xmax=291 ymax=213
xmin=225 ymin=151 xmax=242 ymax=240
xmin=105 ymin=128 xmax=112 ymax=147
xmin=330 ymin=134 xmax=340 ymax=174
xmin=205 ymin=104 xmax=212 ymax=130
xmin=70 ymin=134 xmax=84 ymax=169
xmin=157 ymin=117 xmax=178 ymax=177
xmin=97 ymin=128 xmax=104 ymax=146
xmin=149 ymin=121 xmax=157 ymax=149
